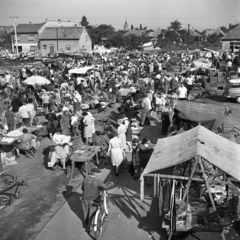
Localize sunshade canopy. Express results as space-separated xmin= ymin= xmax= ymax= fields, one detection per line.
xmin=23 ymin=76 xmax=50 ymax=85
xmin=142 ymin=125 xmax=240 ymax=181
xmin=68 ymin=66 xmax=94 ymax=75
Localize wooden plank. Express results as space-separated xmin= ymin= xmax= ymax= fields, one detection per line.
xmin=199 ymin=158 xmax=216 ymax=211
xmin=176 ymin=159 xmax=198 ymax=219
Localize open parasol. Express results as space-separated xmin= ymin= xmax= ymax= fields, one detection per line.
xmin=23 ymin=76 xmax=50 ymax=85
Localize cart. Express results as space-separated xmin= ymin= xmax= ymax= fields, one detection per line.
xmin=140 ymin=125 xmax=240 ymax=240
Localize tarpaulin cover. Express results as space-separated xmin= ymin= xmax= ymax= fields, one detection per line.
xmin=141 ymin=125 xmax=240 ymax=181
xmin=175 ymin=101 xmax=224 ymax=132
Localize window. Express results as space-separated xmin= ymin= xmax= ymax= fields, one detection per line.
xmin=86 ymin=34 xmax=88 ymax=41
xmin=66 ymin=45 xmax=71 ymax=53
xmin=29 ymin=46 xmax=36 ymax=52
xmin=14 ymin=35 xmax=21 ymax=41
xmin=43 ymin=45 xmax=47 ymax=49
xmin=28 ymin=35 xmax=35 ymax=41
xmin=59 ymin=47 xmax=63 ymax=53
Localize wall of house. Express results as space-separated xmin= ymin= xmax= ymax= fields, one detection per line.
xmin=222 ymin=41 xmax=230 ymax=50
xmin=11 ymin=33 xmax=39 ymax=53
xmin=79 ymin=28 xmax=92 ymax=52
xmin=39 ymin=40 xmax=80 ymax=56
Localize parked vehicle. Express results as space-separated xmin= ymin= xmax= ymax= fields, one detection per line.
xmin=225 ymin=78 xmax=240 ymax=103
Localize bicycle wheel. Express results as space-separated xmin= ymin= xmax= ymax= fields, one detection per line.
xmin=94 ymin=210 xmax=105 ymax=240
xmin=0 ymin=170 xmax=16 ymax=192
xmin=0 ymin=195 xmax=10 ymax=210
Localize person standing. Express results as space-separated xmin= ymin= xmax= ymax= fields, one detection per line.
xmin=107 ymin=132 xmax=125 ymax=176
xmin=73 ymin=91 xmax=82 ymax=113
xmin=82 ymin=112 xmax=94 ymax=144
xmin=177 ymin=83 xmax=188 ymax=100
xmin=18 ymin=102 xmax=30 ymax=127
xmin=60 ymin=110 xmax=70 ymax=136
xmin=5 ymin=106 xmax=15 ymax=132
xmin=117 ymin=120 xmax=127 ymax=150
xmin=140 ymin=94 xmax=152 ymax=126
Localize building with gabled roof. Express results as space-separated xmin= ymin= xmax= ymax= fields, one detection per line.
xmin=39 ymin=26 xmax=92 ymax=56
xmin=221 ymin=24 xmax=240 ymax=52
xmin=10 ymin=22 xmax=45 ymax=53
xmin=10 ymin=20 xmax=92 ymax=55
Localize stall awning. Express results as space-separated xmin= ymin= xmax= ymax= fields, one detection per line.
xmin=175 ymin=101 xmax=224 ymax=132
xmin=142 ymin=125 xmax=240 ymax=181
xmin=68 ymin=66 xmax=94 ymax=74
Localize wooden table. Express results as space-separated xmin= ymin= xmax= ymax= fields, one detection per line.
xmin=70 ymin=146 xmax=101 ymax=179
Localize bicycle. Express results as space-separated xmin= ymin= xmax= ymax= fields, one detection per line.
xmin=91 ymin=190 xmax=109 ymax=240
xmin=0 ymin=170 xmax=29 ymax=209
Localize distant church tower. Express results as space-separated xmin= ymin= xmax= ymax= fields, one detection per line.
xmin=124 ymin=19 xmax=128 ymax=31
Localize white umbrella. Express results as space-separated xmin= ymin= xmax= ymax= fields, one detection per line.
xmin=23 ymin=76 xmax=50 ymax=85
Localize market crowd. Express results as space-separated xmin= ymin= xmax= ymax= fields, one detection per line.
xmin=0 ymin=48 xmax=237 ymax=175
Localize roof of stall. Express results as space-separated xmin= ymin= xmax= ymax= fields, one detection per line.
xmin=142 ymin=125 xmax=240 ymax=181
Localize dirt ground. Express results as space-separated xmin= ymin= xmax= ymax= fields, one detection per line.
xmin=0 ymin=105 xmax=117 ymax=240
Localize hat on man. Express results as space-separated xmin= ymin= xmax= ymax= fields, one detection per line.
xmin=91 ymin=168 xmax=101 ymax=173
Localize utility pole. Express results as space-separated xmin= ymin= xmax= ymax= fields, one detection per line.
xmin=187 ymin=24 xmax=190 ymax=51
xmin=10 ymin=16 xmax=18 ymax=55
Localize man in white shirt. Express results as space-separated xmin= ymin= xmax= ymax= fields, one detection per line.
xmin=18 ymin=102 xmax=30 ymax=127
xmin=26 ymin=98 xmax=36 ymax=127
xmin=186 ymin=75 xmax=194 ymax=95
xmin=141 ymin=94 xmax=152 ymax=126
xmin=178 ymin=83 xmax=188 ymax=100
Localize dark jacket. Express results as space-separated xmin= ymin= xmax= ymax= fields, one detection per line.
xmin=82 ymin=175 xmax=113 ymax=201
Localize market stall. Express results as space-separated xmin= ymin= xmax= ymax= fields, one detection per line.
xmin=140 ymin=125 xmax=240 ymax=240
xmin=174 ymin=101 xmax=225 ymax=132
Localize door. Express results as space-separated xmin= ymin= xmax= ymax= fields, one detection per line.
xmin=49 ymin=45 xmax=54 ymax=56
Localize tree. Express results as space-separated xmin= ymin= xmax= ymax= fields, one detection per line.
xmin=0 ymin=31 xmax=12 ymax=50
xmin=140 ymin=24 xmax=142 ymax=30
xmin=131 ymin=24 xmax=134 ymax=31
xmin=81 ymin=16 xmax=89 ymax=27
xmin=169 ymin=20 xmax=182 ymax=31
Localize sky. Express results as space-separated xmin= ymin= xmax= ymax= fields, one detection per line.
xmin=0 ymin=0 xmax=240 ymax=31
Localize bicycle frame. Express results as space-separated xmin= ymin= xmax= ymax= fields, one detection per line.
xmin=0 ymin=178 xmax=29 ymax=200
xmin=93 ymin=190 xmax=109 ymax=233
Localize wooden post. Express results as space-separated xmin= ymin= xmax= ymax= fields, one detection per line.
xmin=176 ymin=158 xmax=198 ymax=218
xmin=140 ymin=177 xmax=144 ymax=201
xmin=0 ymin=153 xmax=2 ymax=173
xmin=199 ymin=158 xmax=216 ymax=211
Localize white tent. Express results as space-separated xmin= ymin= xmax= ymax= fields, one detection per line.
xmin=68 ymin=66 xmax=94 ymax=75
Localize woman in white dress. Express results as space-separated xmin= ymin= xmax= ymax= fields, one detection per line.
xmin=82 ymin=112 xmax=95 ymax=144
xmin=108 ymin=132 xmax=125 ymax=176
xmin=117 ymin=121 xmax=127 ymax=150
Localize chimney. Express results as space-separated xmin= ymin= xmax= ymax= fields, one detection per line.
xmin=29 ymin=22 xmax=32 ymax=24
xmin=58 ymin=19 xmax=61 ymax=22
xmin=68 ymin=20 xmax=70 ymax=22
xmin=45 ymin=18 xmax=48 ymax=21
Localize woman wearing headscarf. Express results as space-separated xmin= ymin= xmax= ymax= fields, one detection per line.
xmin=107 ymin=131 xmax=125 ymax=176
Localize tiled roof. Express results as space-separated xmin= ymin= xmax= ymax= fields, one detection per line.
xmin=124 ymin=30 xmax=146 ymax=37
xmin=147 ymin=29 xmax=161 ymax=38
xmin=15 ymin=23 xmax=45 ymax=33
xmin=222 ymin=24 xmax=240 ymax=40
xmin=40 ymin=27 xmax=85 ymax=39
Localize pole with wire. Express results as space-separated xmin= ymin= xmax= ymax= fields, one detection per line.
xmin=10 ymin=16 xmax=18 ymax=55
